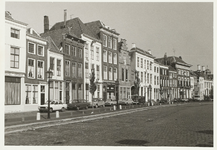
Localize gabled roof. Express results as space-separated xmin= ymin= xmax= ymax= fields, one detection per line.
xmin=130 ymin=47 xmax=155 ymax=59
xmin=155 ymin=56 xmax=191 ymax=67
xmin=85 ymin=20 xmax=120 ymax=37
xmin=40 ymin=27 xmax=78 ymax=49
xmin=45 ymin=36 xmax=62 ymax=54
xmin=49 ymin=17 xmax=99 ymax=40
xmin=5 ymin=11 xmax=28 ymax=26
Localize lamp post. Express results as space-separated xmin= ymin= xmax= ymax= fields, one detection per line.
xmin=115 ymin=80 xmax=119 ymax=109
xmin=46 ymin=67 xmax=53 ymax=119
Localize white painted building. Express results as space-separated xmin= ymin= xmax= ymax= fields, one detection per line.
xmin=130 ymin=44 xmax=156 ymax=102
xmin=82 ymin=34 xmax=102 ymax=103
xmin=5 ymin=11 xmax=28 ymax=113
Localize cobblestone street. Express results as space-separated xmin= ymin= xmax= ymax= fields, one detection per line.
xmin=5 ymin=102 xmax=213 ymax=147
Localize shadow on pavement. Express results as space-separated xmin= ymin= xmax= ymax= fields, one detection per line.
xmin=116 ymin=139 xmax=149 ymax=146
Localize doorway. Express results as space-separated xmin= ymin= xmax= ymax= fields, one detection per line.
xmin=41 ymin=85 xmax=45 ymax=105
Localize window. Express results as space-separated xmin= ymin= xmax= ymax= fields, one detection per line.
xmin=122 ymin=68 xmax=124 ymax=81
xmin=157 ymin=76 xmax=159 ymax=85
xmin=104 ymin=65 xmax=107 ymax=80
xmin=96 ymin=65 xmax=100 ymax=79
xmin=109 ymin=51 xmax=112 ymax=63
xmin=91 ymin=46 xmax=94 ymax=60
xmin=141 ymin=72 xmax=143 ymax=83
xmin=28 ymin=59 xmax=35 ymax=78
xmin=96 ymin=47 xmax=99 ymax=61
xmin=150 ymin=74 xmax=152 ymax=84
xmin=108 ymin=36 xmax=112 ymax=48
xmin=85 ymin=62 xmax=89 ymax=78
xmin=78 ymin=48 xmax=82 ymax=58
xmin=147 ymin=73 xmax=149 ymax=84
xmin=10 ymin=47 xmax=19 ymax=68
xmin=78 ymin=63 xmax=82 ymax=78
xmin=78 ymin=84 xmax=83 ymax=99
xmin=141 ymin=58 xmax=143 ymax=68
xmin=97 ymin=85 xmax=100 ymax=98
xmin=154 ymin=66 xmax=156 ymax=72
xmin=150 ymin=62 xmax=152 ymax=70
xmin=113 ymin=53 xmax=117 ymax=64
xmin=113 ymin=38 xmax=117 ymax=50
xmin=32 ymin=85 xmax=38 ymax=104
xmin=57 ymin=59 xmax=61 ymax=76
xmin=144 ymin=60 xmax=146 ymax=69
xmin=59 ymin=82 xmax=62 ymax=101
xmin=103 ymin=50 xmax=107 ymax=62
xmin=154 ymin=76 xmax=156 ymax=85
xmin=147 ymin=61 xmax=149 ymax=70
xmin=85 ymin=44 xmax=89 ymax=59
xmin=55 ymin=81 xmax=58 ymax=101
xmin=25 ymin=85 xmax=31 ymax=104
xmin=37 ymin=60 xmax=44 ymax=79
xmin=72 ymin=46 xmax=76 ymax=56
xmin=65 ymin=60 xmax=70 ymax=77
xmin=144 ymin=72 xmax=146 ymax=83
xmin=109 ymin=67 xmax=113 ymax=80
xmin=126 ymin=69 xmax=128 ymax=81
xmin=11 ymin=28 xmax=19 ymax=39
xmin=65 ymin=44 xmax=70 ymax=55
xmin=72 ymin=62 xmax=77 ymax=78
xmin=137 ymin=57 xmax=139 ymax=67
xmin=72 ymin=83 xmax=77 ymax=100
xmin=157 ymin=67 xmax=159 ymax=73
xmin=114 ymin=68 xmax=117 ymax=81
xmin=28 ymin=42 xmax=35 ymax=54
xmin=86 ymin=83 xmax=89 ymax=100
xmin=38 ymin=45 xmax=44 ymax=56
xmin=103 ymin=34 xmax=107 ymax=47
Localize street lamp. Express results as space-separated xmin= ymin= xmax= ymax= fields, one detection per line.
xmin=46 ymin=67 xmax=53 ymax=119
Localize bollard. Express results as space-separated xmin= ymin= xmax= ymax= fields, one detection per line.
xmin=119 ymin=105 xmax=122 ymax=110
xmin=36 ymin=112 xmax=40 ymax=120
xmin=56 ymin=111 xmax=59 ymax=118
xmin=113 ymin=105 xmax=116 ymax=111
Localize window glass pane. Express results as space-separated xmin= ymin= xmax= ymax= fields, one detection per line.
xmin=15 ymin=56 xmax=19 ymax=61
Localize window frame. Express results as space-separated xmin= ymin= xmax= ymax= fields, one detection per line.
xmin=28 ymin=58 xmax=35 ymax=79
xmin=28 ymin=42 xmax=35 ymax=54
xmin=10 ymin=46 xmax=19 ymax=69
xmin=37 ymin=45 xmax=44 ymax=56
xmin=11 ymin=28 xmax=20 ymax=39
xmin=37 ymin=60 xmax=44 ymax=79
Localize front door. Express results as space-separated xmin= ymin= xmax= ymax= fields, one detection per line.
xmin=41 ymin=85 xmax=45 ymax=105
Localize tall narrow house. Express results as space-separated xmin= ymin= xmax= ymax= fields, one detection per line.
xmin=5 ymin=11 xmax=28 ymax=113
xmin=85 ymin=21 xmax=119 ymax=101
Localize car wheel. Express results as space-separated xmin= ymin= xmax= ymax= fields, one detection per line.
xmin=61 ymin=107 xmax=65 ymax=112
xmin=76 ymin=107 xmax=80 ymax=110
xmin=50 ymin=108 xmax=53 ymax=113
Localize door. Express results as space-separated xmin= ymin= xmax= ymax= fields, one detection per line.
xmin=40 ymin=85 xmax=45 ymax=105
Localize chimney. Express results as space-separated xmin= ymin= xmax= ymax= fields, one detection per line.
xmin=44 ymin=16 xmax=49 ymax=33
xmin=64 ymin=9 xmax=67 ymax=27
xmin=202 ymin=66 xmax=205 ymax=72
xmin=197 ymin=65 xmax=201 ymax=72
xmin=30 ymin=28 xmax=33 ymax=34
xmin=132 ymin=43 xmax=136 ymax=48
xmin=148 ymin=49 xmax=151 ymax=54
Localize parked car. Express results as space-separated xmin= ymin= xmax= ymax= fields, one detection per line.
xmin=38 ymin=101 xmax=67 ymax=112
xmin=89 ymin=98 xmax=105 ymax=108
xmin=105 ymin=99 xmax=117 ymax=106
xmin=119 ymin=98 xmax=134 ymax=105
xmin=67 ymin=99 xmax=90 ymax=110
xmin=132 ymin=100 xmax=139 ymax=105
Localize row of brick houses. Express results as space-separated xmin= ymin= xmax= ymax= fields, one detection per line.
xmin=4 ymin=10 xmax=213 ymax=113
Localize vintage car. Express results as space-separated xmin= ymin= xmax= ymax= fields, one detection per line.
xmin=38 ymin=101 xmax=67 ymax=112
xmin=89 ymin=98 xmax=105 ymax=108
xmin=105 ymin=99 xmax=117 ymax=106
xmin=67 ymin=99 xmax=90 ymax=110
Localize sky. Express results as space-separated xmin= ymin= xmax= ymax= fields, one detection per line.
xmin=5 ymin=1 xmax=213 ymax=72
